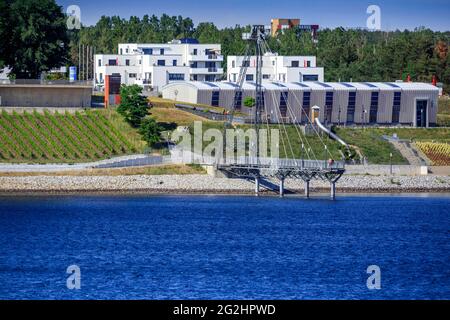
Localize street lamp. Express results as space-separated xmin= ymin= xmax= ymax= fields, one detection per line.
xmin=390 ymin=152 xmax=393 ymax=175
xmin=362 ymin=108 xmax=367 ymax=129
xmin=338 ymin=104 xmax=341 ymax=126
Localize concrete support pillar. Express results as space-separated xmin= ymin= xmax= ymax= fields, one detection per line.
xmin=279 ymin=178 xmax=285 ymax=197
xmin=305 ymin=180 xmax=310 ymax=198
xmin=255 ymin=176 xmax=260 ymax=196
xmin=330 ymin=181 xmax=336 ymax=200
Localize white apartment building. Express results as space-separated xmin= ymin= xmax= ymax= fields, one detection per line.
xmin=227 ymin=53 xmax=324 ymax=83
xmin=94 ymin=40 xmax=223 ymax=92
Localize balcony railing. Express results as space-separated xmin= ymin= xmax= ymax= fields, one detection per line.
xmin=189 ymin=68 xmax=224 ymax=74
xmin=189 ymin=54 xmax=224 ymax=61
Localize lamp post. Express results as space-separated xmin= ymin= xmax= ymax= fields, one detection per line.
xmin=362 ymin=108 xmax=367 ymax=129
xmin=338 ymin=104 xmax=341 ymax=126
xmin=390 ymin=152 xmax=393 ymax=175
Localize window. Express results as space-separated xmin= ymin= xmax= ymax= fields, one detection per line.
xmin=306 ymin=61 xmax=311 ymax=67
xmin=302 ymin=91 xmax=311 ymax=122
xmin=98 ymin=59 xmax=102 ymax=67
xmin=168 ymin=73 xmax=185 ymax=81
xmin=263 ymin=74 xmax=270 ymax=79
xmin=246 ymin=74 xmax=254 ymax=81
xmin=242 ymin=61 xmax=250 ymax=67
xmin=272 ymin=61 xmax=275 ymax=66
xmin=302 ymin=74 xmax=318 ymax=81
xmin=99 ymin=73 xmax=103 ymax=83
xmin=138 ymin=60 xmax=141 ymax=65
xmin=234 ymin=90 xmax=242 ymax=110
xmin=190 ymin=62 xmax=197 ymax=68
xmin=125 ymin=59 xmax=130 ymax=66
xmin=120 ymin=49 xmax=123 ymax=55
xmin=192 ymin=75 xmax=198 ymax=81
xmin=211 ymin=91 xmax=220 ymax=107
xmin=129 ymin=73 xmax=137 ymax=78
xmin=232 ymin=60 xmax=236 ymax=68
xmin=279 ymin=92 xmax=288 ymax=117
xmin=143 ymin=48 xmax=153 ymax=55
xmin=144 ymin=73 xmax=151 ymax=84
xmin=325 ymin=92 xmax=333 ymax=124
xmin=346 ymin=92 xmax=356 ymax=123
xmin=157 ymin=60 xmax=165 ymax=66
xmin=291 ymin=61 xmax=299 ymax=67
xmin=392 ymin=92 xmax=401 ymax=123
xmin=369 ymin=91 xmax=379 ymax=123
xmin=193 ymin=49 xmax=197 ymax=55
xmin=108 ymin=59 xmax=117 ymax=66
xmin=205 ymin=75 xmax=215 ymax=81
xmin=232 ymin=74 xmax=237 ymax=82
xmin=160 ymin=48 xmax=165 ymax=55
xmin=173 ymin=60 xmax=177 ymax=66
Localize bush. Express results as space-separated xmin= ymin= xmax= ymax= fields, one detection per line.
xmin=138 ymin=117 xmax=162 ymax=147
xmin=243 ymin=96 xmax=255 ymax=108
xmin=117 ymin=85 xmax=150 ymax=127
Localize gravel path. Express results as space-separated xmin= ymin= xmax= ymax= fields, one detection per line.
xmin=0 ymin=175 xmax=449 ymax=195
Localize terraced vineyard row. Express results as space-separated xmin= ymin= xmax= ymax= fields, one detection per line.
xmin=415 ymin=142 xmax=450 ymax=166
xmin=0 ymin=110 xmax=144 ymax=163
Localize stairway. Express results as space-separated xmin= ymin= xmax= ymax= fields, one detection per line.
xmin=389 ymin=140 xmax=430 ymax=165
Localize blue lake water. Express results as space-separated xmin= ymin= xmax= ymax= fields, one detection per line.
xmin=0 ymin=194 xmax=449 ymax=300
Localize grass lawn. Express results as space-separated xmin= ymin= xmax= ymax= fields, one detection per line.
xmin=437 ymin=96 xmax=450 ymax=126
xmin=150 ymin=107 xmax=215 ymax=127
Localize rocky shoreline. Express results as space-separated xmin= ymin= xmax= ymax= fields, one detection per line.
xmin=0 ymin=175 xmax=449 ymax=195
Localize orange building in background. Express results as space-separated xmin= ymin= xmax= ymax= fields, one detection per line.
xmin=271 ymin=18 xmax=300 ymax=36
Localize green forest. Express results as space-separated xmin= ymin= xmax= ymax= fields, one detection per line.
xmin=1 ymin=0 xmax=449 ymax=92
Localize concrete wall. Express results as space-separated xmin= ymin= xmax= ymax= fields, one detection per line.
xmin=345 ymin=164 xmax=428 ymax=176
xmin=0 ymin=85 xmax=92 ymax=108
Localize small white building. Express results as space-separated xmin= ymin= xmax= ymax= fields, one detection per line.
xmin=227 ymin=53 xmax=324 ymax=83
xmin=94 ymin=39 xmax=223 ymax=92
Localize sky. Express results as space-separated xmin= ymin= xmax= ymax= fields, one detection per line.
xmin=58 ymin=0 xmax=450 ymax=31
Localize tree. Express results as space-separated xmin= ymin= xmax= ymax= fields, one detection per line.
xmin=243 ymin=96 xmax=255 ymax=108
xmin=2 ymin=0 xmax=69 ymax=79
xmin=117 ymin=85 xmax=150 ymax=127
xmin=0 ymin=0 xmax=12 ymax=70
xmin=138 ymin=118 xmax=162 ymax=147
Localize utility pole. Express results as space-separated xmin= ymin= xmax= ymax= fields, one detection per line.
xmin=86 ymin=45 xmax=89 ymax=81
xmin=81 ymin=44 xmax=84 ymax=80
xmin=78 ymin=43 xmax=81 ymax=81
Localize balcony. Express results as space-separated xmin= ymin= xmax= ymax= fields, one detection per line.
xmin=188 ymin=54 xmax=224 ymax=62
xmin=189 ymin=67 xmax=224 ymax=74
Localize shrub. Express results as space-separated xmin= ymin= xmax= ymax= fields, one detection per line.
xmin=243 ymin=96 xmax=255 ymax=108
xmin=138 ymin=117 xmax=163 ymax=147
xmin=117 ymin=85 xmax=150 ymax=127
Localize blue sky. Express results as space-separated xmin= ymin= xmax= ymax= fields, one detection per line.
xmin=58 ymin=0 xmax=450 ymax=31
